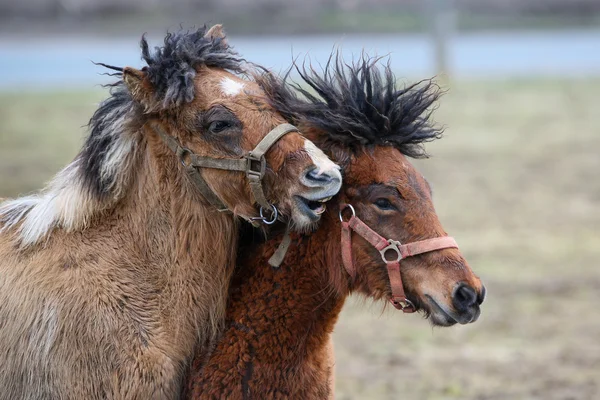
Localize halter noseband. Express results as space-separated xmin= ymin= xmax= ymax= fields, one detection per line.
xmin=151 ymin=122 xmax=299 ymax=225
xmin=339 ymin=204 xmax=458 ymax=313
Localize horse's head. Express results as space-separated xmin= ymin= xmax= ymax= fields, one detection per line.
xmin=337 ymin=146 xmax=484 ymax=326
xmin=262 ymin=56 xmax=485 ymax=326
xmin=119 ymin=26 xmax=341 ymax=230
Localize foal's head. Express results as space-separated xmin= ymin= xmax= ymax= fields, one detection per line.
xmin=263 ymin=57 xmax=485 ymax=326
xmin=109 ymin=26 xmax=341 ymax=229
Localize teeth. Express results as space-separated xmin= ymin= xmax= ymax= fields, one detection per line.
xmin=318 ymin=196 xmax=332 ymax=203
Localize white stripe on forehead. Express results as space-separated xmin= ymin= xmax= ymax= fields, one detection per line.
xmin=304 ymin=140 xmax=339 ymax=176
xmin=220 ymin=77 xmax=245 ymax=97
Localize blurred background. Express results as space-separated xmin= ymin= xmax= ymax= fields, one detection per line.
xmin=1 ymin=1 xmax=599 ymax=399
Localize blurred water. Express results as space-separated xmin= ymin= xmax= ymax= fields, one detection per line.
xmin=1 ymin=29 xmax=599 ymax=89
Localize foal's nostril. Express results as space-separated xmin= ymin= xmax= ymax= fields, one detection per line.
xmin=305 ymin=168 xmax=330 ymax=183
xmin=452 ymin=283 xmax=478 ymax=312
xmin=478 ymin=285 xmax=486 ymax=305
xmin=303 ymin=166 xmax=338 ymax=186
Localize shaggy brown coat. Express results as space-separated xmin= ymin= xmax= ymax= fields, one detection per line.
xmin=184 ymin=57 xmax=485 ymax=399
xmin=0 ymin=27 xmax=340 ymax=399
xmin=185 ymin=146 xmax=484 ymax=399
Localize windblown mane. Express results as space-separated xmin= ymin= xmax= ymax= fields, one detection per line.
xmin=0 ymin=27 xmax=245 ymax=246
xmin=258 ymin=54 xmax=444 ymax=159
xmin=140 ymin=29 xmax=245 ymax=109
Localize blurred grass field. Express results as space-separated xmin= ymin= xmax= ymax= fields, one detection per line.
xmin=1 ymin=79 xmax=599 ymax=399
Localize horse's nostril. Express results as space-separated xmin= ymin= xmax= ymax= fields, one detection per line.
xmin=452 ymin=283 xmax=478 ymax=312
xmin=304 ymin=167 xmax=334 ymax=184
xmin=478 ymin=285 xmax=486 ymax=305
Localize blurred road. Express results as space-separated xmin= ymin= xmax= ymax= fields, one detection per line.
xmin=1 ymin=28 xmax=599 ymax=89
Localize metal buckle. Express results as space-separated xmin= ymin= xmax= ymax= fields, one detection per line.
xmin=250 ymin=204 xmax=278 ymax=225
xmin=246 ymin=154 xmax=266 ymax=181
xmin=379 ymin=239 xmax=402 ymax=263
xmin=176 ymin=147 xmax=193 ymax=167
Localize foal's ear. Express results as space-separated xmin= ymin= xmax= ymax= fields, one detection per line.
xmin=123 ymin=66 xmax=158 ymax=111
xmin=205 ymin=24 xmax=228 ymax=46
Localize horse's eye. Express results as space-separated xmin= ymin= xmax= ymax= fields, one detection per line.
xmin=208 ymin=120 xmax=232 ymax=134
xmin=374 ymin=198 xmax=394 ymax=210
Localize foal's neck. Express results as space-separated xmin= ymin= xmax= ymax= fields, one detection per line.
xmin=187 ymin=213 xmax=346 ymax=398
xmin=239 ymin=218 xmax=346 ymax=329
xmin=108 ymin=142 xmax=238 ymax=341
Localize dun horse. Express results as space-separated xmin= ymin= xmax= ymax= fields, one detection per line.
xmin=186 ymin=57 xmax=485 ymax=399
xmin=0 ymin=27 xmax=341 ymax=399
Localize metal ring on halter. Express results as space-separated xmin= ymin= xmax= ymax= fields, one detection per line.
xmin=258 ymin=204 xmax=278 ymax=225
xmin=338 ymin=204 xmax=356 ymax=222
xmin=391 ymin=298 xmax=415 ymax=311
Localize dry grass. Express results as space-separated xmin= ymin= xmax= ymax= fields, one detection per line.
xmin=335 ymin=79 xmax=600 ymax=400
xmin=1 ymin=79 xmax=599 ymax=399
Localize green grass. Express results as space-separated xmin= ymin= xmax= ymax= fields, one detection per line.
xmin=0 ymin=90 xmax=104 ymax=197
xmin=317 ymin=11 xmax=426 ymax=33
xmin=317 ymin=11 xmax=600 ymax=34
xmin=1 ymin=79 xmax=599 ymax=399
xmin=10 ymin=10 xmax=600 ymax=36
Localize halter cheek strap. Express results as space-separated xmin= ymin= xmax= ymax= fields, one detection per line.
xmin=245 ymin=124 xmax=298 ymax=212
xmin=151 ymin=122 xmax=299 ymax=224
xmin=339 ymin=204 xmax=458 ymax=313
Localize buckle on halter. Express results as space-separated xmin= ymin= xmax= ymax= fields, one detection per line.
xmin=246 ymin=154 xmax=266 ymax=181
xmin=176 ymin=147 xmax=193 ymax=167
xmin=379 ymin=239 xmax=402 ymax=263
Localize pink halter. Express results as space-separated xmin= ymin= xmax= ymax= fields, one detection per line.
xmin=339 ymin=204 xmax=458 ymax=313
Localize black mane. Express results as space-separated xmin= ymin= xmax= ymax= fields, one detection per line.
xmin=141 ymin=27 xmax=245 ymax=108
xmin=259 ymin=54 xmax=444 ymax=158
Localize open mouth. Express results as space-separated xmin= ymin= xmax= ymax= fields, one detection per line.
xmin=425 ymin=295 xmax=458 ymax=327
xmin=294 ymin=195 xmax=332 ymax=221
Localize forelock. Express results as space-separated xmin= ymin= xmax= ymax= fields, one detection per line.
xmin=140 ymin=27 xmax=246 ymax=109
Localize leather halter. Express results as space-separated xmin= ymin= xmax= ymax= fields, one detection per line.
xmin=339 ymin=204 xmax=458 ymax=313
xmin=151 ymin=122 xmax=299 ymax=225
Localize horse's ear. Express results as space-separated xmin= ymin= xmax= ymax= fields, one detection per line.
xmin=205 ymin=24 xmax=228 ymax=46
xmin=123 ymin=66 xmax=158 ymax=111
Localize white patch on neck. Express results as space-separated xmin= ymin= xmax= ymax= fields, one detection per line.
xmin=0 ymin=93 xmax=140 ymax=247
xmin=220 ymin=77 xmax=245 ymax=97
xmin=304 ymin=140 xmax=340 ymax=176
xmin=0 ymin=160 xmax=96 ymax=246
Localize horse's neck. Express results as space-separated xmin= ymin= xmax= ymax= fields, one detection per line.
xmin=90 ymin=149 xmax=237 ymax=340
xmin=233 ymin=215 xmax=346 ymax=351
xmin=144 ymin=151 xmax=237 ymax=317
xmin=186 ymin=217 xmax=345 ymax=397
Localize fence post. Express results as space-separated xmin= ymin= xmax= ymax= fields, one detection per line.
xmin=428 ymin=0 xmax=457 ymax=81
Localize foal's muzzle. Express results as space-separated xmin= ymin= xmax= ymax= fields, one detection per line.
xmin=292 ymin=165 xmax=342 ymax=223
xmin=427 ymin=283 xmax=485 ymax=326
xmin=451 ymin=282 xmax=485 ymax=323
xmin=301 ymin=165 xmax=342 ymax=188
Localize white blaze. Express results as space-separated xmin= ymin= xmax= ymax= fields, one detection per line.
xmin=303 ymin=140 xmax=340 ymax=176
xmin=220 ymin=77 xmax=245 ymax=97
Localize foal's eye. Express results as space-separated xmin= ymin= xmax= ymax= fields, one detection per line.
xmin=208 ymin=120 xmax=232 ymax=134
xmin=374 ymin=198 xmax=395 ymax=210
